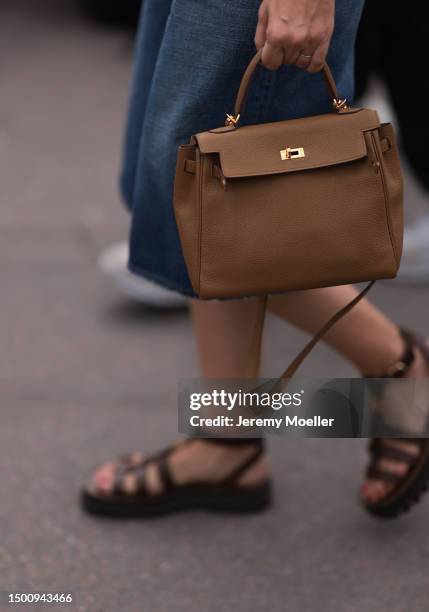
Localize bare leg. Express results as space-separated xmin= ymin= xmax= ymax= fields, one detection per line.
xmin=93 ymin=284 xmax=427 ymax=503
xmin=269 ymin=284 xmax=404 ymax=376
xmin=155 ymin=298 xmax=270 ymax=490
xmin=269 ymin=285 xmax=429 ymax=503
xmin=191 ymin=297 xmax=266 ymax=378
xmin=93 ymin=297 xmax=269 ymax=494
xmin=188 ymin=287 xmax=426 ymax=503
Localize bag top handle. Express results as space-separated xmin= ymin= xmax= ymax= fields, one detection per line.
xmin=226 ymin=49 xmax=348 ymax=128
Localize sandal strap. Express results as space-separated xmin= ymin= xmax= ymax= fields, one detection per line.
xmin=366 ymin=464 xmax=404 ymax=484
xmin=112 ymin=441 xmax=190 ymax=496
xmin=157 ymin=455 xmax=175 ymax=491
xmin=366 ymin=438 xmax=425 ymax=485
xmin=134 ymin=463 xmax=152 ymax=495
xmin=112 ymin=463 xmax=133 ymax=495
xmin=117 ymin=444 xmax=175 ymax=470
xmin=369 ymin=437 xmax=422 ymax=451
xmin=369 ymin=438 xmax=423 ymax=461
xmin=372 ymin=445 xmax=417 ymax=465
xmin=222 ymin=444 xmax=264 ymax=485
xmin=110 ymin=439 xmax=264 ymax=496
xmin=381 ymin=328 xmax=416 ymax=378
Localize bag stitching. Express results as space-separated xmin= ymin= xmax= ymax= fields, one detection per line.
xmin=197 ymin=153 xmax=204 ymax=295
xmin=371 ymin=131 xmax=399 ymax=269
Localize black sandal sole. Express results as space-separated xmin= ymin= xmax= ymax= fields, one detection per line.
xmin=81 ymin=481 xmax=272 ymax=518
xmin=363 ymin=442 xmax=429 ymax=519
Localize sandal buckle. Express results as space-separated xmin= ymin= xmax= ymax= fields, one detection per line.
xmin=385 ymin=360 xmax=407 ymax=377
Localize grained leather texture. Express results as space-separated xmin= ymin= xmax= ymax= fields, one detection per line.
xmin=173 ymin=60 xmax=404 ymax=300
xmin=195 ymin=109 xmax=380 ymax=178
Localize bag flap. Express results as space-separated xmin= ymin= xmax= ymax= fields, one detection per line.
xmin=194 ymin=108 xmax=380 ymax=178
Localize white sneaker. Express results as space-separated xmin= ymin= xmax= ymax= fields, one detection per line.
xmin=98 ymin=242 xmax=188 ymax=308
xmin=397 ymin=215 xmax=429 ymax=283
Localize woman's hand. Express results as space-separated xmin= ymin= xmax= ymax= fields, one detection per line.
xmin=255 ymin=0 xmax=335 ymax=72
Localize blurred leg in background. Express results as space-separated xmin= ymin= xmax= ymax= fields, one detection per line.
xmin=98 ymin=241 xmax=187 ymax=307
xmin=92 ymin=0 xmax=187 ymax=308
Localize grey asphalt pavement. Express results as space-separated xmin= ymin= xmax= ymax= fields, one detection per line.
xmin=1 ymin=2 xmax=429 ymax=611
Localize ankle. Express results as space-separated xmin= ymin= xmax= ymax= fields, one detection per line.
xmin=197 ymin=439 xmax=265 ymax=460
xmin=357 ymin=326 xmax=405 ymax=377
xmin=170 ymin=439 xmax=266 ymax=486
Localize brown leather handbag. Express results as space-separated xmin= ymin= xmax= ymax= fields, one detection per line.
xmin=174 ymin=50 xmax=404 ymax=377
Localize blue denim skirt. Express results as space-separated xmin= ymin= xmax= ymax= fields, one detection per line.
xmin=121 ymin=0 xmax=365 ymax=297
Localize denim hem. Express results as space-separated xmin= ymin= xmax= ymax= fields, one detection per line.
xmin=127 ymin=262 xmax=272 ymax=301
xmin=128 ymin=261 xmax=197 ymax=298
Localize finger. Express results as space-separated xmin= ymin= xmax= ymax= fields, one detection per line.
xmin=254 ymin=7 xmax=268 ymax=50
xmin=306 ymin=40 xmax=329 ymax=73
xmin=295 ymin=51 xmax=313 ymax=69
xmin=261 ymin=41 xmax=284 ymax=70
xmin=293 ymin=35 xmax=320 ymax=68
xmin=282 ymin=45 xmax=301 ymax=65
xmin=281 ymin=31 xmax=306 ymax=65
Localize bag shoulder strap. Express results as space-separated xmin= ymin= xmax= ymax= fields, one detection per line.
xmin=252 ymin=281 xmax=375 ymax=380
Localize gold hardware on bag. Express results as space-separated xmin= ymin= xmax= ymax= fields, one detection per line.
xmin=280 ymin=147 xmax=305 ymax=160
xmin=174 ymin=48 xmax=403 ymax=314
xmin=332 ymin=97 xmax=348 ymax=111
xmin=225 ymin=113 xmax=240 ymax=127
xmin=174 ymin=48 xmax=404 ymax=381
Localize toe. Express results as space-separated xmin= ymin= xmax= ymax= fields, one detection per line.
xmin=92 ymin=461 xmax=116 ymax=492
xmin=360 ymin=480 xmax=376 ymax=502
xmin=361 ymin=479 xmax=393 ymax=504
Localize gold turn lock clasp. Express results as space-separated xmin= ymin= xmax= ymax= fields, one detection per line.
xmin=280 ymin=147 xmax=305 ymax=161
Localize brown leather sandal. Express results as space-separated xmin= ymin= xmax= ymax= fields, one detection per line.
xmin=81 ymin=439 xmax=271 ymax=518
xmin=363 ymin=328 xmax=429 ymax=519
